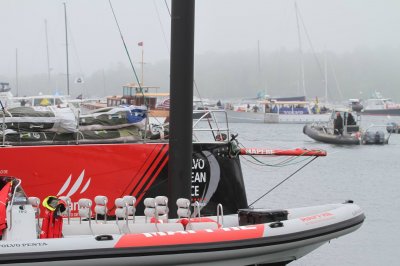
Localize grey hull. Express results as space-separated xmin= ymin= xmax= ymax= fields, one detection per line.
xmin=360 ymin=109 xmax=400 ymax=116
xmin=303 ymin=125 xmax=360 ymax=145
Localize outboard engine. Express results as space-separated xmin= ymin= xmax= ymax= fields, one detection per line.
xmin=351 ymin=103 xmax=363 ymax=112
xmin=387 ymin=122 xmax=399 ymax=133
xmin=363 ymin=131 xmax=386 ymax=145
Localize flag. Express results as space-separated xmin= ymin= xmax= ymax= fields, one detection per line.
xmin=138 ymin=41 xmax=143 ymax=46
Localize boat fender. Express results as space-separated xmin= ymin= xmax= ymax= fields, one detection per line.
xmin=269 ymin=222 xmax=284 ymax=228
xmin=95 ymin=235 xmax=114 ymax=241
xmin=150 ymin=217 xmax=164 ymax=224
xmin=177 ymin=218 xmax=189 ymax=228
xmin=344 ymin=200 xmax=354 ymax=204
xmin=176 ymin=217 xmax=220 ymax=229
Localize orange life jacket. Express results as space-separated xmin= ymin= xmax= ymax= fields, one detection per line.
xmin=39 ymin=198 xmax=66 ymax=239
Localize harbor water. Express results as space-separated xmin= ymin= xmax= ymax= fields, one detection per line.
xmin=230 ymin=116 xmax=400 ymax=266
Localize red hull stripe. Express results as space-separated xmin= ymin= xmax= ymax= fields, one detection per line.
xmin=115 ymin=224 xmax=265 ymax=248
xmin=136 ymin=152 xmax=169 ymax=204
xmin=132 ymin=145 xmax=168 ymax=198
xmin=122 ymin=144 xmax=165 ymax=197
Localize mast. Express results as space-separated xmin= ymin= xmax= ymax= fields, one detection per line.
xmin=295 ymin=2 xmax=306 ymax=97
xmin=15 ymin=49 xmax=19 ymax=97
xmin=63 ymin=3 xmax=70 ymax=96
xmin=257 ymin=40 xmax=262 ymax=94
xmin=168 ymin=0 xmax=195 ymax=218
xmin=324 ymin=50 xmax=328 ymax=103
xmin=44 ymin=19 xmax=51 ymax=87
xmin=141 ymin=44 xmax=144 ymax=85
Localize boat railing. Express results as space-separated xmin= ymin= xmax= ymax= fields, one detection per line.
xmin=192 ymin=109 xmax=230 ymax=143
xmin=8 ymin=178 xmax=22 ymax=230
xmin=0 ymin=100 xmax=11 ymax=146
xmin=0 ymin=108 xmax=231 ymax=146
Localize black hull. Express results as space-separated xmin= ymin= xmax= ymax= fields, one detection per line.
xmin=303 ymin=125 xmax=360 ymax=145
xmin=143 ymin=142 xmax=249 ymax=216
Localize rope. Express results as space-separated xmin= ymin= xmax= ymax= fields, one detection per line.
xmin=108 ymin=0 xmax=146 ymax=104
xmin=153 ymin=0 xmax=170 ymax=54
xmin=248 ymin=156 xmax=318 ymax=207
xmin=164 ymin=0 xmax=171 ymax=16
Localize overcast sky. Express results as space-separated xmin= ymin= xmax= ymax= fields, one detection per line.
xmin=1 ymin=0 xmax=399 ymax=79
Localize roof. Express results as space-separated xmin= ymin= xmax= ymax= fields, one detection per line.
xmin=135 ymin=93 xmax=169 ymax=97
xmin=258 ymin=100 xmax=309 ymax=105
xmin=332 ymin=107 xmax=352 ymax=113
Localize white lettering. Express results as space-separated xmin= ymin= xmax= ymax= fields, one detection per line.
xmin=166 ymin=231 xmax=188 ymax=236
xmin=192 ymin=159 xmax=205 ymax=170
xmin=191 ymin=185 xmax=199 ymax=196
xmin=239 ymin=225 xmax=258 ymax=230
xmin=192 ymin=172 xmax=206 ymax=183
xmin=0 ymin=169 xmax=8 ymax=175
xmin=143 ymin=233 xmax=154 ymax=238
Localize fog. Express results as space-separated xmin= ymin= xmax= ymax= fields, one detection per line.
xmin=1 ymin=0 xmax=399 ymax=102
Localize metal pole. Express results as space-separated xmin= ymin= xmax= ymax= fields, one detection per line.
xmin=63 ymin=3 xmax=70 ymax=96
xmin=45 ymin=19 xmax=51 ymax=86
xmin=15 ymin=49 xmax=19 ymax=97
xmin=257 ymin=40 xmax=261 ymax=92
xmin=295 ymin=2 xmax=306 ymax=97
xmin=168 ymin=0 xmax=195 ymax=218
xmin=324 ymin=50 xmax=328 ymax=103
xmin=141 ymin=46 xmax=144 ymax=86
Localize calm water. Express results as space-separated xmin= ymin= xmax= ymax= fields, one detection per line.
xmin=228 ymin=116 xmax=400 ymax=266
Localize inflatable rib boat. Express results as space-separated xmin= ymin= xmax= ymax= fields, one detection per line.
xmin=0 ymin=177 xmax=365 ymax=266
xmin=303 ymin=124 xmax=361 ymax=145
xmin=303 ymin=108 xmax=389 ymax=145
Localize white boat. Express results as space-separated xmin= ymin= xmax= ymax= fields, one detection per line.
xmin=0 ymin=177 xmax=365 ymax=266
xmin=221 ymin=97 xmax=330 ymax=124
xmin=360 ymin=92 xmax=400 ymax=116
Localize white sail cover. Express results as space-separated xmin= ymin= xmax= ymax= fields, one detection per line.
xmin=3 ymin=106 xmax=77 ymax=133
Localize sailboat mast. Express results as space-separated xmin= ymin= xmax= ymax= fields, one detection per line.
xmin=63 ymin=3 xmax=70 ymax=96
xmin=168 ymin=0 xmax=195 ymax=218
xmin=257 ymin=40 xmax=262 ymax=93
xmin=141 ymin=45 xmax=144 ymax=85
xmin=15 ymin=49 xmax=19 ymax=97
xmin=44 ymin=19 xmax=51 ymax=86
xmin=324 ymin=50 xmax=328 ymax=103
xmin=295 ymin=2 xmax=306 ymax=97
